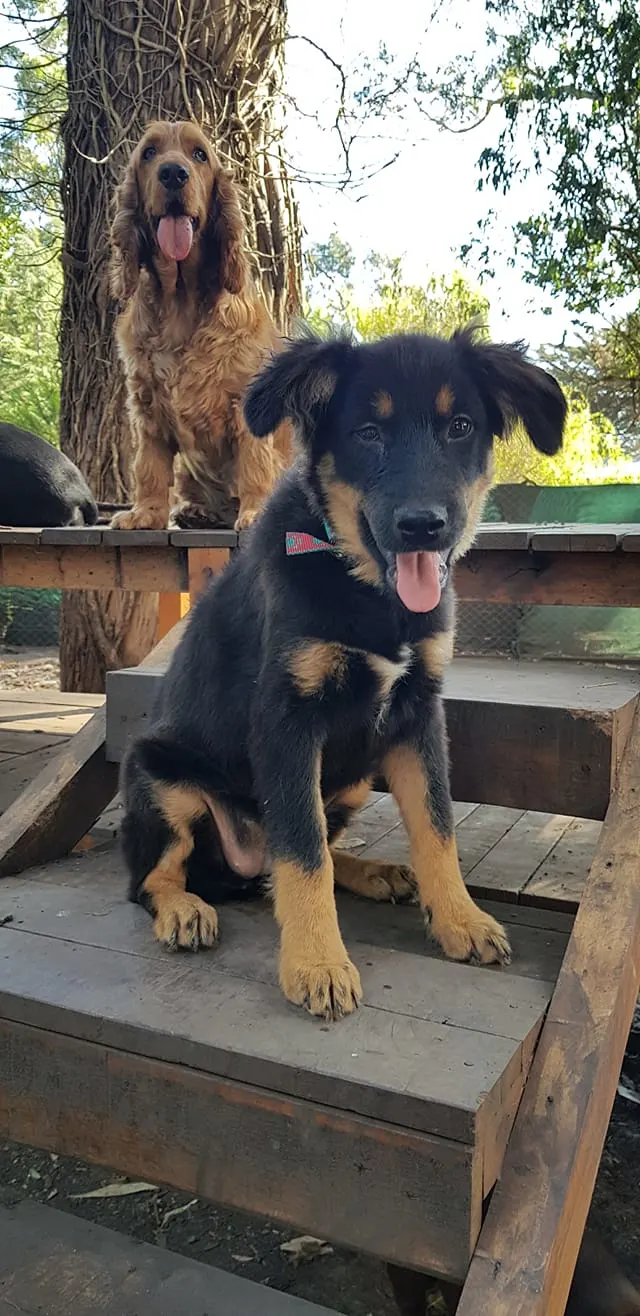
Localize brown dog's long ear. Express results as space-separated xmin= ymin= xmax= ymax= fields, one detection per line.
xmin=244 ymin=335 xmax=357 ymax=444
xmin=456 ymin=328 xmax=567 ymax=455
xmin=200 ymin=166 xmax=248 ymax=298
xmin=110 ymin=158 xmax=150 ymax=304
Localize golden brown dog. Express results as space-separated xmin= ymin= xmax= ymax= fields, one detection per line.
xmin=109 ymin=120 xmax=291 ymax=532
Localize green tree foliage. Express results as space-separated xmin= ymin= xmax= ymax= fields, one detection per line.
xmin=425 ymin=0 xmax=640 ymax=318
xmin=0 ymin=220 xmax=62 ymax=441
xmin=495 ymin=394 xmax=630 ymax=486
xmin=539 ymin=318 xmax=640 ymax=458
xmin=0 ymin=0 xmax=66 ymax=220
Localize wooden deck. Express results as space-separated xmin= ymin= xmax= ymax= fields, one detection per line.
xmin=0 ymin=691 xmax=121 ymax=842
xmin=0 ymin=779 xmax=601 ymax=1282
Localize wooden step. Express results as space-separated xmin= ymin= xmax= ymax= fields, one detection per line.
xmin=0 ymin=844 xmax=571 ymax=1283
xmin=105 ymin=657 xmax=640 ymax=818
xmin=0 ymin=1200 xmax=339 ymax=1315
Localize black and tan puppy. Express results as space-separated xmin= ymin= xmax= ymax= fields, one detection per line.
xmin=121 ymin=328 xmax=566 ymax=1019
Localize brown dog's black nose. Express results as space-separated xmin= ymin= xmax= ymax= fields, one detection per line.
xmin=395 ymin=506 xmax=447 ymax=542
xmin=158 ymin=162 xmax=189 ymax=191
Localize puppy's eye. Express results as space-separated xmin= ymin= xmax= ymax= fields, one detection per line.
xmin=193 ymin=146 xmax=208 ymax=163
xmin=141 ymin=145 xmax=156 ymax=162
xmin=448 ymin=415 xmax=473 ymax=440
xmin=354 ymin=425 xmax=382 ymax=443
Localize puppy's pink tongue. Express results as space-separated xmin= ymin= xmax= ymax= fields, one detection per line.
xmin=395 ymin=551 xmax=442 ymax=613
xmin=157 ymin=215 xmax=193 ymax=262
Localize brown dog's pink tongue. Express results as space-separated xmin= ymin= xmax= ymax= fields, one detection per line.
xmin=157 ymin=215 xmax=193 ymax=262
xmin=395 ymin=551 xmax=442 ymax=612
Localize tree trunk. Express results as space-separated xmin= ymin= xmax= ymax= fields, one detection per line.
xmin=59 ymin=0 xmax=301 ymax=692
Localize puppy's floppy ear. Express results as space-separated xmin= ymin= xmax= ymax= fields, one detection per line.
xmin=110 ymin=156 xmax=153 ymax=304
xmin=201 ymin=165 xmax=248 ymax=298
xmin=244 ymin=336 xmax=356 ymax=443
xmin=455 ymin=328 xmax=567 ymax=455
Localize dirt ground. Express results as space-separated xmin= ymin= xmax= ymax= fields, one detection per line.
xmin=0 ymin=646 xmax=60 ymax=690
xmin=0 ymin=650 xmax=638 ymax=1311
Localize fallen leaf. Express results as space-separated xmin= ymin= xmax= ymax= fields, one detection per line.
xmin=280 ymin=1236 xmax=334 ymax=1265
xmin=161 ymin=1198 xmax=198 ymax=1229
xmin=333 ymin=835 xmax=364 ymax=851
xmin=71 ymin=1181 xmax=157 ymax=1200
xmin=232 ymin=1254 xmax=254 ymax=1264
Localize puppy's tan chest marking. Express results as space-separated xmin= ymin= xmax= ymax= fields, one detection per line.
xmin=367 ymin=645 xmax=413 ymax=724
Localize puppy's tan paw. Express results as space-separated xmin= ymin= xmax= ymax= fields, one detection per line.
xmin=153 ymin=892 xmax=219 ymax=951
xmin=430 ymin=900 xmax=511 ymax=966
xmin=111 ymin=503 xmax=168 ymax=531
xmin=280 ymin=947 xmax=362 ymax=1020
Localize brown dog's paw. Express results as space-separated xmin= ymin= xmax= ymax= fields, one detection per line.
xmin=111 ymin=503 xmax=168 ymax=531
xmin=431 ymin=900 xmax=511 ymax=966
xmin=280 ymin=948 xmax=362 ymax=1020
xmin=234 ymin=505 xmax=260 ymax=532
xmin=153 ymin=892 xmax=219 ymax=951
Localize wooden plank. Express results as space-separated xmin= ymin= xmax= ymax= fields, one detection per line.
xmin=464 ymin=811 xmax=574 ymax=900
xmin=0 ymin=689 xmax=103 ymax=709
xmin=0 ymin=527 xmax=43 ymax=544
xmin=0 ymin=917 xmax=541 ymax=1145
xmin=187 ymin=546 xmax=230 ymax=599
xmin=0 ymin=1019 xmax=479 ymax=1281
xmin=0 ymin=622 xmax=186 ymax=877
xmin=170 ymin=529 xmax=238 ymax=548
xmin=456 ymin=697 xmax=640 ymax=1316
xmin=0 ymin=747 xmax=65 ymax=815
xmin=102 ymin=528 xmax=170 ymax=546
xmin=521 ymin=817 xmax=602 ymax=912
xmin=157 ymin=591 xmax=190 ymax=640
xmin=454 ymin=550 xmax=640 ymax=607
xmin=0 ymin=544 xmax=187 ymax=592
xmin=40 ymin=526 xmax=104 ymax=545
xmin=474 ymin=525 xmax=533 ymax=549
xmin=0 ymin=1200 xmax=339 ymax=1316
xmin=529 ymin=525 xmax=622 ymax=552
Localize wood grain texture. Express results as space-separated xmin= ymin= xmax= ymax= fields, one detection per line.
xmin=0 ymin=622 xmax=186 ymax=878
xmin=0 ymin=1018 xmax=479 ymax=1280
xmin=456 ymin=697 xmax=640 ymax=1316
xmin=0 ymin=1200 xmax=338 ymax=1316
xmin=454 ymin=550 xmax=640 ymax=606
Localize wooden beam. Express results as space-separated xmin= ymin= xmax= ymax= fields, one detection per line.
xmin=456 ymin=697 xmax=640 ymax=1316
xmin=0 ymin=620 xmax=187 ymax=879
xmin=157 ymin=591 xmax=190 ymax=641
xmin=0 ymin=544 xmax=188 ymax=592
xmin=454 ymin=550 xmax=640 ymax=607
xmin=187 ymin=545 xmax=230 ymax=600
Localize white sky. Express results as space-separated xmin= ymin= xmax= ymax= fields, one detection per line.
xmin=0 ymin=0 xmax=601 ymax=349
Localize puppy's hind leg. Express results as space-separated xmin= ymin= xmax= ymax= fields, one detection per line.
xmin=122 ymin=755 xmax=218 ymax=951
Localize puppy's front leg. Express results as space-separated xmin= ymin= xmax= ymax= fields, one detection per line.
xmin=383 ymin=705 xmax=511 ymax=966
xmin=257 ymin=731 xmax=362 ymax=1019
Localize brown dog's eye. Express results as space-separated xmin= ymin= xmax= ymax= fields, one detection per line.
xmin=193 ymin=146 xmax=208 ymax=163
xmin=448 ymin=415 xmax=473 ymax=440
xmin=141 ymin=145 xmax=156 ymax=162
xmin=354 ymin=425 xmax=382 ymax=444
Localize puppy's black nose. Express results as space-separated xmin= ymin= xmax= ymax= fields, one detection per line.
xmin=158 ymin=162 xmax=190 ymax=191
xmin=395 ymin=506 xmax=448 ymax=542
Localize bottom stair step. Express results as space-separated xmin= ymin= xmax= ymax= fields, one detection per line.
xmin=0 ymin=1200 xmax=342 ymax=1316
